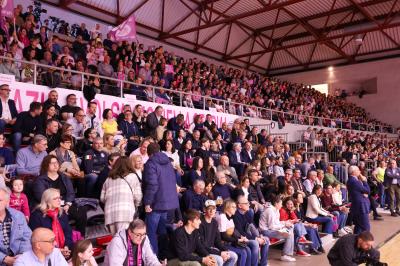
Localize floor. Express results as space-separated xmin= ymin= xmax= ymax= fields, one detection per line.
xmin=268 ymin=208 xmax=400 ymax=266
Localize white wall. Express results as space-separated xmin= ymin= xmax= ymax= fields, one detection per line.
xmin=277 ymin=57 xmax=400 ymax=128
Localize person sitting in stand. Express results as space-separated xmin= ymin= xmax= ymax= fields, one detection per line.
xmin=16 ymin=134 xmax=48 ymax=178
xmin=82 ymin=137 xmax=108 ymax=198
xmin=292 ymin=192 xmax=324 ymax=254
xmin=305 ymin=185 xmax=335 ymax=235
xmin=182 ymin=179 xmax=208 ymax=212
xmin=0 ymin=187 xmax=32 ymax=266
xmin=199 ymin=200 xmax=238 ymax=266
xmin=67 ymin=108 xmax=86 ymax=140
xmin=0 ymin=84 xmax=18 ymax=133
xmin=194 ymin=138 xmax=211 ymax=160
xmin=69 ymin=239 xmax=98 ymax=266
xmin=119 ymin=109 xmax=141 ymax=154
xmin=13 ymin=102 xmax=43 ymax=151
xmin=41 ymin=119 xmax=60 ymax=153
xmin=168 ymin=209 xmax=216 ymax=266
xmin=14 ymin=228 xmax=68 ymax=266
xmin=233 ymin=195 xmax=269 ymax=266
xmin=29 ymin=188 xmax=73 ymax=257
xmin=60 ymin=94 xmax=80 ymax=122
xmin=0 ymin=133 xmax=14 ymax=166
xmin=49 ymin=135 xmax=82 ymax=179
xmin=279 ymin=197 xmax=312 ymax=257
xmin=104 ymin=219 xmax=161 ymax=265
xmin=189 ymin=157 xmax=206 ymax=185
xmin=259 ymin=195 xmax=297 ymax=262
xmin=217 ymin=155 xmax=239 ymax=185
xmin=212 ymin=171 xmax=234 ymax=201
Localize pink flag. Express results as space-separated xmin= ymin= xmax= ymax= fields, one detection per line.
xmin=109 ymin=14 xmax=137 ymax=42
xmin=1 ymin=0 xmax=14 ymax=18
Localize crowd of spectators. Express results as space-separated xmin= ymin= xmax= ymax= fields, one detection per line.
xmin=0 ymin=4 xmax=395 ymax=133
xmin=0 ymin=4 xmax=396 ymax=266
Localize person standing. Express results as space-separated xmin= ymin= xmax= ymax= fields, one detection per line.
xmin=347 ymin=166 xmax=371 ymax=234
xmin=143 ymin=143 xmax=179 ymax=256
xmin=384 ymin=159 xmax=400 ymax=217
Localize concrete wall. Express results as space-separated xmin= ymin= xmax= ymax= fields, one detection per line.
xmin=277 ymin=57 xmax=400 ymax=128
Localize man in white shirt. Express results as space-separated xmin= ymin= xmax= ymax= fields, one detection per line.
xmin=14 ymin=228 xmax=68 ymax=266
xmin=130 ymin=138 xmax=151 ymax=164
xmin=0 ymin=84 xmax=17 ymax=133
xmin=84 ymin=102 xmax=102 ymax=137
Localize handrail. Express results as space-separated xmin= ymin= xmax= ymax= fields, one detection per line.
xmin=0 ymin=55 xmax=396 ymax=134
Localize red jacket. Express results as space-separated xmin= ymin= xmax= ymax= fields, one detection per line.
xmin=9 ymin=192 xmax=30 ymax=218
xmin=279 ymin=208 xmax=298 ymax=221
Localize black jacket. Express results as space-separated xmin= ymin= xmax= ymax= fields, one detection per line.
xmin=32 ymin=173 xmax=75 ymax=206
xmin=171 ymin=227 xmax=208 ymax=262
xmin=0 ymin=99 xmax=18 ymax=119
xmin=199 ymin=216 xmax=228 ymax=255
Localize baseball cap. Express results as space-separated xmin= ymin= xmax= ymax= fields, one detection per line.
xmin=204 ymin=200 xmax=216 ymax=208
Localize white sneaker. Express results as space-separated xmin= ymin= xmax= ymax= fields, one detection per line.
xmin=280 ymin=255 xmax=296 ymax=262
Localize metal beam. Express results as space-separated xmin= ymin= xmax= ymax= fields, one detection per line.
xmin=256 ymin=0 xmax=392 ymax=33
xmin=60 ymin=0 xmax=78 ymax=7
xmin=123 ymin=0 xmax=150 ymax=20
xmin=282 ymin=8 xmax=353 ymax=62
xmin=347 ymin=0 xmax=400 ymax=47
xmin=159 ymin=0 xmax=306 ymax=39
xmin=226 ymin=19 xmax=400 ymax=59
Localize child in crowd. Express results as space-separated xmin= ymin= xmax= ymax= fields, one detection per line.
xmin=9 ymin=178 xmax=30 ymax=221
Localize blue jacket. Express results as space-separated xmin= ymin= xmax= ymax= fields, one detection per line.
xmin=29 ymin=209 xmax=73 ymax=249
xmin=0 ymin=208 xmax=32 ymax=264
xmin=143 ymin=152 xmax=179 ymax=211
xmin=347 ymin=176 xmax=370 ymax=214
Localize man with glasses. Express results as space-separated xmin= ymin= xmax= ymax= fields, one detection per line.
xmin=233 ymin=195 xmax=269 ymax=266
xmin=16 ymin=135 xmax=48 ymax=177
xmin=278 ymin=169 xmax=294 ymax=194
xmin=0 ymin=187 xmax=32 ymax=265
xmin=14 ymin=227 xmax=68 ymax=265
xmin=0 ymin=84 xmax=17 ymax=134
xmin=67 ymin=108 xmax=86 ymax=140
xmin=104 ymin=219 xmax=161 ymax=265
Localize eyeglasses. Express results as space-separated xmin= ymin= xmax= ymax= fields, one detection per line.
xmin=132 ymin=232 xmax=147 ymax=238
xmin=52 ymin=196 xmax=61 ymax=201
xmin=38 ymin=238 xmax=56 ymax=244
xmin=239 ymin=202 xmax=250 ymax=205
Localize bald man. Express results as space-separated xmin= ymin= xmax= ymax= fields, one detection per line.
xmin=14 ymin=228 xmax=68 ymax=266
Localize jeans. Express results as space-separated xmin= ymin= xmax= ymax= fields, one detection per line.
xmin=248 ymin=239 xmax=269 ymax=266
xmin=261 ymin=228 xmax=294 ymax=256
xmin=305 ymin=226 xmax=322 ymax=250
xmin=378 ymin=183 xmax=385 ymax=207
xmin=306 ymin=216 xmax=334 ymax=234
xmin=145 ymin=210 xmax=168 ymax=256
xmin=210 ymin=252 xmax=238 ymax=266
xmin=85 ymin=173 xmax=98 ymax=198
xmin=332 ymin=211 xmax=347 ymax=229
xmin=293 ymin=222 xmax=307 ymax=251
xmin=227 ymin=246 xmax=248 ymax=266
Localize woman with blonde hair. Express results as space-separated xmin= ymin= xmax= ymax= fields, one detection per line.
xmin=29 ymin=188 xmax=73 ymax=257
xmin=69 ymin=239 xmax=98 ymax=266
xmin=101 ymin=157 xmax=143 ymax=234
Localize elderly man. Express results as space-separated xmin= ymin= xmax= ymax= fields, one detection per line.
xmin=347 ymin=166 xmax=371 ymax=234
xmin=146 ymin=106 xmax=164 ymax=137
xmin=0 ymin=187 xmax=32 ymax=266
xmin=384 ymin=159 xmax=400 ymax=217
xmin=0 ymin=84 xmax=17 ymax=133
xmin=216 ymin=155 xmax=239 ymax=185
xmin=182 ymin=179 xmax=208 ymax=212
xmin=14 ymin=228 xmax=68 ymax=266
xmin=303 ymin=170 xmax=318 ymax=196
xmin=16 ymin=135 xmax=48 ymax=177
xmin=228 ymin=142 xmax=247 ymax=177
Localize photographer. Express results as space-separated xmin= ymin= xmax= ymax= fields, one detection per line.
xmin=328 ymin=231 xmax=386 ymax=266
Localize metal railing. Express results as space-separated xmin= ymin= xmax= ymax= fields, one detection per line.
xmin=288 ymin=142 xmax=308 ymax=153
xmin=0 ymin=55 xmax=396 ymax=134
